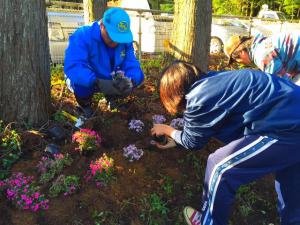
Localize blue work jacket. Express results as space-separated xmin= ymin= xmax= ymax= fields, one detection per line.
xmin=173 ymin=69 xmax=300 ymax=150
xmin=64 ymin=21 xmax=144 ymax=88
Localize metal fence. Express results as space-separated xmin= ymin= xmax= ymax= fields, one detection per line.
xmin=47 ymin=7 xmax=300 ymax=64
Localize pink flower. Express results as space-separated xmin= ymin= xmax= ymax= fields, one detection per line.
xmin=15 ymin=180 xmax=21 ymax=187
xmin=32 ymin=204 xmax=40 ymax=212
xmin=2 ymin=173 xmax=49 ymax=212
xmin=54 ymin=153 xmax=64 ymax=159
xmin=72 ymin=129 xmax=102 ymax=153
xmin=34 ymin=192 xmax=40 ymax=199
xmin=25 ymin=198 xmax=33 ymax=206
xmin=0 ymin=181 xmax=5 ymax=187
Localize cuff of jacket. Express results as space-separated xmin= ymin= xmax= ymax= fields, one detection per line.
xmin=171 ymin=130 xmax=182 ymax=146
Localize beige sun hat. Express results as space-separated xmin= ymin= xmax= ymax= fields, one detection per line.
xmin=224 ymin=35 xmax=251 ymax=65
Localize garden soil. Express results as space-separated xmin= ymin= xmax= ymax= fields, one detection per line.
xmin=0 ymin=55 xmax=279 ymax=225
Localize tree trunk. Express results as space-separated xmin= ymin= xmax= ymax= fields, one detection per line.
xmin=0 ymin=0 xmax=51 ymax=126
xmin=250 ymin=0 xmax=254 ymax=17
xmin=83 ymin=0 xmax=108 ymax=24
xmin=170 ymin=0 xmax=212 ymax=72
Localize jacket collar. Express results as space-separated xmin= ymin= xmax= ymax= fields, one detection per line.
xmin=91 ymin=21 xmax=102 ymax=42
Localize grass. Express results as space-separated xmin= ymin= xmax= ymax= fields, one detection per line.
xmin=140 ymin=193 xmax=170 ymax=225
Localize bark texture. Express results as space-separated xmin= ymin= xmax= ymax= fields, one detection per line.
xmin=0 ymin=0 xmax=51 ymax=125
xmin=170 ymin=0 xmax=212 ymax=71
xmin=83 ymin=0 xmax=108 ymax=24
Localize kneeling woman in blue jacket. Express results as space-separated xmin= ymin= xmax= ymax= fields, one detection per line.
xmin=151 ymin=61 xmax=300 ymax=225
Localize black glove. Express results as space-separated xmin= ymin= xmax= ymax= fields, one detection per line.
xmin=95 ymin=77 xmax=133 ymax=96
xmin=94 ymin=79 xmax=122 ymax=96
xmin=113 ymin=77 xmax=133 ymax=96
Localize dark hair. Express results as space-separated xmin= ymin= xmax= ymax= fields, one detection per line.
xmin=160 ymin=61 xmax=203 ymax=115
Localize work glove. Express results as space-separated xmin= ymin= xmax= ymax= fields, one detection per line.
xmin=113 ymin=77 xmax=133 ymax=96
xmin=95 ymin=77 xmax=133 ymax=96
xmin=94 ymin=79 xmax=122 ymax=96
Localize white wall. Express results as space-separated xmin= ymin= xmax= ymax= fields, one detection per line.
xmin=121 ymin=0 xmax=157 ymax=52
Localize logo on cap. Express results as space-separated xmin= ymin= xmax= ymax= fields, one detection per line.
xmin=118 ymin=21 xmax=128 ymax=32
xmin=120 ymin=50 xmax=126 ymax=58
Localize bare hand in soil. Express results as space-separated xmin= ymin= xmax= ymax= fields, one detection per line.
xmin=151 ymin=124 xmax=175 ymax=137
xmin=153 ymin=137 xmax=176 ymax=149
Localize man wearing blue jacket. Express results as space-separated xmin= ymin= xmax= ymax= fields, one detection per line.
xmin=64 ymin=8 xmax=144 ymax=117
xmin=151 ymin=61 xmax=300 ymax=225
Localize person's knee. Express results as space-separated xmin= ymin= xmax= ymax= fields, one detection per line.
xmin=72 ymin=85 xmax=95 ymax=99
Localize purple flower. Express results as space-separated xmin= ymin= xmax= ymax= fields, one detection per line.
xmin=128 ymin=120 xmax=144 ymax=133
xmin=123 ymin=144 xmax=144 ymax=162
xmin=7 ymin=189 xmax=15 ymax=199
xmin=95 ymin=181 xmax=104 ymax=188
xmin=170 ymin=118 xmax=184 ymax=129
xmin=152 ymin=114 xmax=166 ymax=124
xmin=34 ymin=192 xmax=40 ymax=199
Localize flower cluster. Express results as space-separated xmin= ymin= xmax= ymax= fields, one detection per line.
xmin=37 ymin=153 xmax=73 ymax=184
xmin=85 ymin=154 xmax=114 ymax=188
xmin=128 ymin=120 xmax=144 ymax=133
xmin=170 ymin=118 xmax=184 ymax=129
xmin=72 ymin=129 xmax=102 ymax=154
xmin=0 ymin=173 xmax=49 ymax=211
xmin=152 ymin=114 xmax=166 ymax=124
xmin=123 ymin=144 xmax=144 ymax=162
xmin=49 ymin=175 xmax=80 ymax=197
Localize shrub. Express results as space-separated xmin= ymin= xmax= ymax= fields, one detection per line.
xmin=0 ymin=121 xmax=22 ymax=179
xmin=37 ymin=153 xmax=73 ymax=184
xmin=49 ymin=174 xmax=80 ymax=197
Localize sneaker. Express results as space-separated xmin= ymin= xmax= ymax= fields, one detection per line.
xmin=183 ymin=206 xmax=202 ymax=225
xmin=76 ymin=104 xmax=94 ymax=119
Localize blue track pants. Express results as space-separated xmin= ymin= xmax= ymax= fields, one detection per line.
xmin=200 ymin=135 xmax=300 ymax=225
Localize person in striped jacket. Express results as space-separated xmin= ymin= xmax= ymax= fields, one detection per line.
xmin=151 ymin=61 xmax=300 ymax=225
xmin=224 ymin=33 xmax=300 ymax=85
